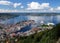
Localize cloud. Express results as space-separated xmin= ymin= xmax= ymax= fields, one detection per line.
xmin=0 ymin=0 xmax=12 ymax=5
xmin=0 ymin=0 xmax=22 ymax=8
xmin=56 ymin=7 xmax=60 ymax=10
xmin=26 ymin=2 xmax=60 ymax=12
xmin=0 ymin=1 xmax=60 ymax=12
xmin=0 ymin=9 xmax=20 ymax=12
xmin=27 ymin=2 xmax=50 ymax=10
xmin=13 ymin=3 xmax=21 ymax=8
xmin=27 ymin=2 xmax=40 ymax=9
xmin=50 ymin=8 xmax=54 ymax=11
xmin=20 ymin=6 xmax=24 ymax=8
xmin=41 ymin=3 xmax=50 ymax=9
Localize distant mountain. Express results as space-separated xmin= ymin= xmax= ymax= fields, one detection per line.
xmin=0 ymin=13 xmax=60 ymax=16
xmin=0 ymin=13 xmax=19 ymax=19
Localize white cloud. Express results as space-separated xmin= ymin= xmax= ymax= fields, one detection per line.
xmin=20 ymin=6 xmax=24 ymax=8
xmin=0 ymin=0 xmax=22 ymax=8
xmin=0 ymin=1 xmax=60 ymax=12
xmin=27 ymin=2 xmax=40 ymax=9
xmin=50 ymin=8 xmax=54 ymax=11
xmin=56 ymin=7 xmax=60 ymax=10
xmin=26 ymin=2 xmax=60 ymax=12
xmin=13 ymin=3 xmax=21 ymax=8
xmin=0 ymin=9 xmax=20 ymax=12
xmin=27 ymin=2 xmax=50 ymax=10
xmin=0 ymin=0 xmax=12 ymax=5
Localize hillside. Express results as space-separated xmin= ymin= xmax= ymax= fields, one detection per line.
xmin=16 ymin=23 xmax=60 ymax=43
xmin=1 ymin=23 xmax=60 ymax=43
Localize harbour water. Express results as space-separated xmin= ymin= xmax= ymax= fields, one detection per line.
xmin=0 ymin=13 xmax=60 ymax=33
xmin=0 ymin=14 xmax=60 ymax=25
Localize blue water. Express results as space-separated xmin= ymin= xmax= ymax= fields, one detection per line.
xmin=1 ymin=16 xmax=28 ymax=25
xmin=1 ymin=15 xmax=60 ymax=25
xmin=15 ymin=23 xmax=32 ymax=33
xmin=0 ymin=14 xmax=60 ymax=32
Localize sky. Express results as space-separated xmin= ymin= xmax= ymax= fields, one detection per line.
xmin=0 ymin=0 xmax=60 ymax=12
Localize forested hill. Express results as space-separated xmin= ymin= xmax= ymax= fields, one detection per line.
xmin=0 ymin=13 xmax=60 ymax=16
xmin=0 ymin=13 xmax=19 ymax=19
xmin=17 ymin=23 xmax=60 ymax=43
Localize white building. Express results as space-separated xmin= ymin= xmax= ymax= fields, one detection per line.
xmin=47 ymin=23 xmax=55 ymax=26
